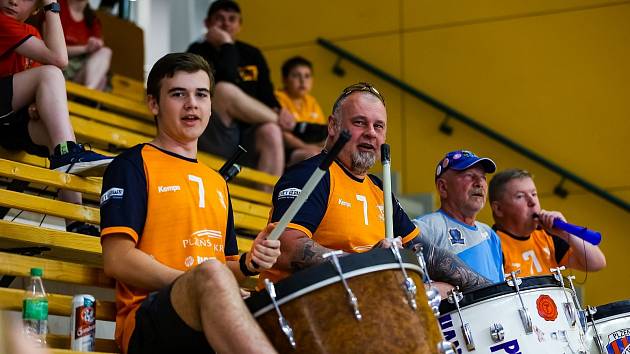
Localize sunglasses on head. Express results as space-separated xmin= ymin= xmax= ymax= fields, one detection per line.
xmin=332 ymin=82 xmax=385 ymax=112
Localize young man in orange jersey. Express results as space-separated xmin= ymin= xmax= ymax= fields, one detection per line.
xmin=259 ymin=82 xmax=491 ymax=294
xmin=100 ymin=53 xmax=280 ymax=354
xmin=489 ymin=168 xmax=606 ymax=277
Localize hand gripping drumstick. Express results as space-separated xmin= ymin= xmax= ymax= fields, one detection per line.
xmin=267 ymin=130 xmax=352 ymax=241
xmin=532 ymin=213 xmax=602 ymax=245
xmin=381 ymin=144 xmax=394 ymax=240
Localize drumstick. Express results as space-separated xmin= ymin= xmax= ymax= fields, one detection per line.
xmin=267 ymin=130 xmax=351 ymax=241
xmin=381 ymin=144 xmax=394 ymax=240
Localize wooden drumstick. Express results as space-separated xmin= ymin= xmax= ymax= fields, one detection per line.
xmin=267 ymin=130 xmax=351 ymax=241
xmin=381 ymin=144 xmax=394 ymax=240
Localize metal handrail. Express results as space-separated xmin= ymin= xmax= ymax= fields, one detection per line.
xmin=317 ymin=38 xmax=629 ymax=213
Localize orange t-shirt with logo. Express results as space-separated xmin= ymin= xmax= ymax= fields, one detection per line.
xmin=100 ymin=144 xmax=238 ymax=353
xmin=495 ymin=227 xmax=572 ymax=277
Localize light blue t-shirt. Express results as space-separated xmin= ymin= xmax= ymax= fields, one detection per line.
xmin=413 ymin=209 xmax=504 ymax=283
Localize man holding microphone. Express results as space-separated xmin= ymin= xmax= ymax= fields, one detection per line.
xmin=489 ymin=168 xmax=606 ymax=276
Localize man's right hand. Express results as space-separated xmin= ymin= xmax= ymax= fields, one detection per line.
xmin=205 ymin=26 xmax=233 ymax=47
xmin=247 ymin=223 xmax=281 ymax=271
xmin=372 ymin=236 xmax=402 ymax=250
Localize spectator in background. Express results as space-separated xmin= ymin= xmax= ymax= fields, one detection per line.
xmin=275 ymin=56 xmax=327 ymax=166
xmin=188 ymin=0 xmax=293 ymax=179
xmin=59 ymin=0 xmax=111 ymax=90
xmin=1 ymin=0 xmax=113 ymax=235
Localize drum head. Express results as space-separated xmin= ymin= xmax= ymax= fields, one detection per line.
xmin=591 ymin=300 xmax=630 ymax=321
xmin=246 ymin=248 xmax=422 ymax=316
xmin=439 ymin=275 xmax=561 ymax=314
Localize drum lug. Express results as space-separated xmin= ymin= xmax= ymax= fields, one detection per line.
xmin=436 ymin=340 xmax=457 ymax=354
xmin=390 ymin=245 xmax=418 ymax=311
xmin=505 ymin=270 xmax=533 ymax=334
xmin=263 ymin=279 xmax=296 ymax=349
xmin=586 ymin=306 xmax=607 ymax=354
xmin=323 ymin=250 xmax=362 ymax=321
xmin=425 ymin=285 xmax=442 ymax=316
xmin=567 ymin=275 xmax=588 ymax=332
xmin=489 ymin=323 xmax=505 ymax=343
xmin=551 ymin=266 xmax=577 ymax=327
xmin=448 ymin=287 xmax=475 ymax=351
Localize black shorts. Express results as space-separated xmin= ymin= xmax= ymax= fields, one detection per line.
xmin=0 ymin=75 xmax=49 ymax=157
xmin=197 ymin=111 xmax=258 ymax=168
xmin=128 ymin=282 xmax=215 ymax=354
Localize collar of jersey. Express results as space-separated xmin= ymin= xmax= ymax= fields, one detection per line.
xmin=146 ymin=143 xmax=198 ymax=163
xmin=333 ymin=158 xmax=365 ymax=183
xmin=492 ymin=225 xmax=532 ymax=241
xmin=438 ymin=209 xmax=478 ymax=231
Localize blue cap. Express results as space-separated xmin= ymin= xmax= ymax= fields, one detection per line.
xmin=435 ymin=150 xmax=496 ymax=179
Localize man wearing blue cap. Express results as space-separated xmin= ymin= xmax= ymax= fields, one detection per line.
xmin=413 ymin=150 xmax=504 ymax=284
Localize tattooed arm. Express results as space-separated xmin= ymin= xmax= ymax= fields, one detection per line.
xmin=277 ymin=229 xmax=338 ymax=272
xmin=405 ymin=236 xmax=492 ymax=292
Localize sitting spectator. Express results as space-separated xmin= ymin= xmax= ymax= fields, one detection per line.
xmin=275 ymin=56 xmax=326 ymax=166
xmin=1 ymin=0 xmax=112 ymax=234
xmin=59 ymin=0 xmax=111 ymax=90
xmin=188 ymin=0 xmax=293 ymax=178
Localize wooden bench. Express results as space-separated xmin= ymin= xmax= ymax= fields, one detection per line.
xmin=66 ymin=81 xmax=153 ymax=122
xmin=110 ymin=74 xmax=145 ymax=103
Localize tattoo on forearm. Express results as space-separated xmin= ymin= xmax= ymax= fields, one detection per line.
xmin=289 ymin=238 xmax=332 ymax=271
xmin=407 ymin=237 xmax=491 ymax=292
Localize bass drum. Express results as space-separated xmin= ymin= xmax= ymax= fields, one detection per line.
xmin=585 ymin=300 xmax=630 ymax=354
xmin=246 ymin=248 xmax=442 ymax=354
xmin=438 ymin=276 xmax=586 ymax=353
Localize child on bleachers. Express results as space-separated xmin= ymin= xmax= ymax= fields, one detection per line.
xmin=1 ymin=0 xmax=113 ymax=235
xmin=59 ymin=0 xmax=111 ymax=90
xmin=275 ymin=56 xmax=326 ymax=165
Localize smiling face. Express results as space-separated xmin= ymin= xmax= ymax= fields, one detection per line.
xmin=438 ymin=165 xmax=489 ymax=219
xmin=148 ymin=70 xmax=212 ymax=146
xmin=491 ymin=176 xmax=541 ymax=234
xmin=283 ymin=65 xmax=312 ymax=99
xmin=0 ymin=0 xmax=37 ymax=22
xmin=327 ymin=92 xmax=386 ymax=176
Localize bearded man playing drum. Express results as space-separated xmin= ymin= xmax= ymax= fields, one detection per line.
xmin=259 ymin=82 xmax=491 ymax=294
xmin=489 ymin=168 xmax=606 ymax=277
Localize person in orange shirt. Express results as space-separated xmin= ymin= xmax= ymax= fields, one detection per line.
xmin=275 ymin=56 xmax=326 ymax=166
xmin=260 ymin=82 xmax=491 ymax=295
xmin=489 ymin=168 xmax=606 ymax=277
xmin=100 ymin=53 xmax=280 ymax=354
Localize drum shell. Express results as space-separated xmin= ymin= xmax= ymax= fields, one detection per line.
xmin=585 ymin=300 xmax=630 ymax=354
xmin=249 ymin=250 xmax=442 ymax=354
xmin=438 ymin=276 xmax=586 ymax=353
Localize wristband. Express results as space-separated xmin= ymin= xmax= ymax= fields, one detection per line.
xmin=43 ymin=2 xmax=60 ymax=13
xmin=239 ymin=252 xmax=259 ymax=276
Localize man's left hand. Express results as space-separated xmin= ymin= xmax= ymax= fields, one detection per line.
xmin=247 ymin=223 xmax=281 ymax=271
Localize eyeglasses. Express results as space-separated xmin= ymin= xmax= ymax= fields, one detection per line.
xmin=332 ymin=82 xmax=385 ymax=112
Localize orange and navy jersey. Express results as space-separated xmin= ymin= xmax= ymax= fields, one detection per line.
xmin=99 ymin=144 xmax=238 ymax=353
xmin=260 ymin=153 xmax=419 ymax=284
xmin=494 ymin=227 xmax=572 ymax=277
xmin=275 ymin=90 xmax=326 ymax=125
xmin=0 ymin=12 xmax=42 ymax=76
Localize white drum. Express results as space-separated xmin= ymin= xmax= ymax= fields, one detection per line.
xmin=438 ymin=276 xmax=586 ymax=353
xmin=585 ymin=300 xmax=630 ymax=354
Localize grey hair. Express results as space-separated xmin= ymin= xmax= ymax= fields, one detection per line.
xmin=488 ymin=168 xmax=533 ymax=202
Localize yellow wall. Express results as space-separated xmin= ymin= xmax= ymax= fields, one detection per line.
xmin=238 ymin=0 xmax=630 ymax=306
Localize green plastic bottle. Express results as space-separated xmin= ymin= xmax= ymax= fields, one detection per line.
xmin=22 ymin=267 xmax=48 ymax=346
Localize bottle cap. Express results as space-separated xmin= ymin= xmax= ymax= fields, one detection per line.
xmin=30 ymin=268 xmax=43 ymax=277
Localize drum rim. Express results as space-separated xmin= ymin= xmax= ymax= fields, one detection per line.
xmin=590 ymin=300 xmax=630 ymax=321
xmin=438 ymin=275 xmax=564 ymax=314
xmin=246 ymin=248 xmax=423 ymax=317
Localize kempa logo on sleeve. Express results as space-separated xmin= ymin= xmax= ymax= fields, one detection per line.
xmin=158 ymin=185 xmax=181 ymax=193
xmin=100 ymin=187 xmax=124 ymax=205
xmin=278 ymin=188 xmax=301 ymax=199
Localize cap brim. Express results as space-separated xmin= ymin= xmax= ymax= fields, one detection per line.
xmin=452 ymin=157 xmax=497 ymax=173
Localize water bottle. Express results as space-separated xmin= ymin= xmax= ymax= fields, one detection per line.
xmin=23 ymin=267 xmax=48 ymax=346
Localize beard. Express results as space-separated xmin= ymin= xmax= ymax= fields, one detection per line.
xmin=351 ymin=150 xmax=376 ymax=174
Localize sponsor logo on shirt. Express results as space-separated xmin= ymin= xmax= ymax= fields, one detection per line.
xmin=376 ymin=204 xmax=384 ymax=221
xmin=182 ymin=229 xmax=224 ymax=250
xmin=448 ymin=228 xmax=465 ymax=245
xmin=338 ymin=198 xmax=351 ymax=207
xmin=216 ymin=190 xmax=226 ymax=209
xmin=278 ymin=188 xmax=301 ymax=199
xmin=100 ymin=187 xmax=124 ymax=205
xmin=158 ymin=185 xmax=181 ymax=193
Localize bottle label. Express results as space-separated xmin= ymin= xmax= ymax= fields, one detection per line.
xmin=23 ymin=299 xmax=48 ymax=321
